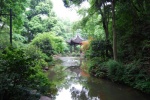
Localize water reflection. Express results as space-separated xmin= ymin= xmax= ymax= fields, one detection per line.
xmin=70 ymin=84 xmax=100 ymax=100
xmin=53 ymin=66 xmax=100 ymax=100
xmin=49 ymin=57 xmax=150 ymax=100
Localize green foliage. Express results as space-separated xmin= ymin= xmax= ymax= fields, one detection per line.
xmin=106 ymin=60 xmax=124 ymax=82
xmin=13 ymin=33 xmax=27 ymax=43
xmin=35 ymin=2 xmax=52 ymax=15
xmin=89 ymin=58 xmax=107 ymax=78
xmin=0 ymin=32 xmax=10 ymax=50
xmin=23 ymin=0 xmax=56 ymax=41
xmin=73 ymin=13 xmax=104 ymax=38
xmin=31 ymin=32 xmax=66 ymax=56
xmin=90 ymin=40 xmax=106 ymax=59
xmin=23 ymin=0 xmax=73 ymax=42
xmin=0 ymin=47 xmax=53 ymax=99
xmin=122 ymin=61 xmax=150 ymax=93
xmin=28 ymin=16 xmax=45 ymax=34
xmin=116 ymin=0 xmax=150 ymax=62
xmin=51 ymin=35 xmax=66 ymax=54
xmin=24 ymin=45 xmax=51 ymax=68
xmin=0 ymin=0 xmax=28 ymax=33
xmin=30 ymin=33 xmax=54 ymax=56
xmin=12 ymin=33 xmax=28 ymax=48
xmin=87 ymin=39 xmax=113 ymax=61
xmin=0 ymin=32 xmax=27 ymax=50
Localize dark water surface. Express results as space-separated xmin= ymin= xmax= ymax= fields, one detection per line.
xmin=49 ymin=57 xmax=150 ymax=100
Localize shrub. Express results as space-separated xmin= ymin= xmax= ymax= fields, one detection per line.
xmin=51 ymin=35 xmax=66 ymax=54
xmin=0 ymin=33 xmax=10 ymax=50
xmin=87 ymin=39 xmax=113 ymax=61
xmin=122 ymin=61 xmax=141 ymax=86
xmin=89 ymin=58 xmax=107 ymax=78
xmin=30 ymin=32 xmax=66 ymax=56
xmin=106 ymin=60 xmax=124 ymax=82
xmin=135 ymin=80 xmax=150 ymax=93
xmin=31 ymin=34 xmax=54 ymax=56
xmin=24 ymin=45 xmax=52 ymax=67
xmin=13 ymin=33 xmax=27 ymax=43
xmin=123 ymin=60 xmax=150 ymax=93
xmin=0 ymin=47 xmax=53 ymax=99
xmin=90 ymin=40 xmax=106 ymax=58
xmin=0 ymin=32 xmax=28 ymax=50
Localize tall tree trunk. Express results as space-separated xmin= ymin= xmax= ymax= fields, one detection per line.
xmin=104 ymin=25 xmax=109 ymax=58
xmin=100 ymin=8 xmax=110 ymax=59
xmin=112 ymin=0 xmax=117 ymax=61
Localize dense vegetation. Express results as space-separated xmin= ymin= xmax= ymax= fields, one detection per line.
xmin=0 ymin=47 xmax=54 ymax=99
xmin=0 ymin=0 xmax=149 ymax=99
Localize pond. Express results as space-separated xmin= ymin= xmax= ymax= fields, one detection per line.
xmin=48 ymin=57 xmax=150 ymax=100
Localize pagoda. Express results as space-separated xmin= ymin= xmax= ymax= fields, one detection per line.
xmin=67 ymin=34 xmax=85 ymax=52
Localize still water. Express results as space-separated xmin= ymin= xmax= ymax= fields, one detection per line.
xmin=49 ymin=57 xmax=150 ymax=100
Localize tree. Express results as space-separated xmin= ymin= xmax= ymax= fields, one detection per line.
xmin=112 ymin=0 xmax=117 ymax=60
xmin=23 ymin=0 xmax=56 ymax=42
xmin=0 ymin=0 xmax=28 ymax=33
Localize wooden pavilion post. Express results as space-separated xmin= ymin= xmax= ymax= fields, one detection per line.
xmin=74 ymin=44 xmax=76 ymax=52
xmin=70 ymin=45 xmax=72 ymax=53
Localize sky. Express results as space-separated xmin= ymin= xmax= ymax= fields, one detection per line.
xmin=51 ymin=0 xmax=90 ymax=22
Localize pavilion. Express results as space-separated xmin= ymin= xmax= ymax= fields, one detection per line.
xmin=67 ymin=34 xmax=85 ymax=52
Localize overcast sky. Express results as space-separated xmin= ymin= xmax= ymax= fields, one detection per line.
xmin=51 ymin=0 xmax=90 ymax=22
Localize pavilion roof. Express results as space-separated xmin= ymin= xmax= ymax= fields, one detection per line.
xmin=67 ymin=34 xmax=85 ymax=45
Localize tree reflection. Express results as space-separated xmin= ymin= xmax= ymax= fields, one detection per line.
xmin=70 ymin=85 xmax=100 ymax=100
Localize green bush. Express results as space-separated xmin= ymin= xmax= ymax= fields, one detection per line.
xmin=106 ymin=60 xmax=124 ymax=82
xmin=122 ymin=61 xmax=140 ymax=86
xmin=0 ymin=33 xmax=10 ymax=50
xmin=0 ymin=32 xmax=27 ymax=50
xmin=89 ymin=58 xmax=107 ymax=78
xmin=122 ymin=61 xmax=150 ymax=93
xmin=90 ymin=40 xmax=106 ymax=59
xmin=31 ymin=34 xmax=54 ymax=56
xmin=87 ymin=39 xmax=113 ymax=61
xmin=135 ymin=80 xmax=150 ymax=93
xmin=0 ymin=47 xmax=53 ymax=99
xmin=31 ymin=32 xmax=66 ymax=56
xmin=13 ymin=33 xmax=27 ymax=43
xmin=24 ymin=45 xmax=52 ymax=67
xmin=51 ymin=35 xmax=66 ymax=54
